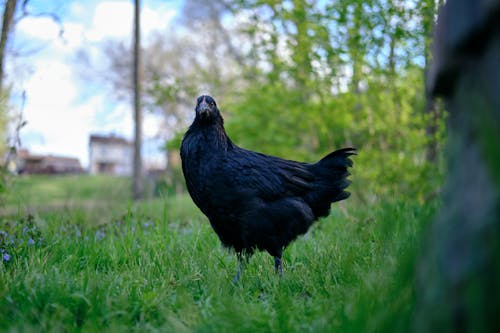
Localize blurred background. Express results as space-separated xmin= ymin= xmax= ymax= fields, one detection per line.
xmin=0 ymin=0 xmax=446 ymax=208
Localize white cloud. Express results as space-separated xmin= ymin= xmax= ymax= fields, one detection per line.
xmin=142 ymin=6 xmax=177 ymax=37
xmin=16 ymin=16 xmax=62 ymax=42
xmin=90 ymin=103 xmax=163 ymax=143
xmin=86 ymin=1 xmax=176 ymax=43
xmin=87 ymin=1 xmax=134 ymax=42
xmin=22 ymin=60 xmax=98 ymax=166
xmin=14 ymin=12 xmax=85 ymax=56
xmin=96 ymin=102 xmax=133 ymax=138
xmin=68 ymin=2 xmax=87 ymax=19
xmin=59 ymin=22 xmax=86 ymax=50
xmin=143 ymin=113 xmax=162 ymax=138
xmin=23 ymin=61 xmax=77 ymax=123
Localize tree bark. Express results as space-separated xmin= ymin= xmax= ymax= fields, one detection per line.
xmin=417 ymin=1 xmax=500 ymax=330
xmin=423 ymin=0 xmax=439 ymax=163
xmin=0 ymin=0 xmax=17 ymax=92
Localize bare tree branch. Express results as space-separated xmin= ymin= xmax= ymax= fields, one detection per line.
xmin=17 ymin=1 xmax=65 ymax=41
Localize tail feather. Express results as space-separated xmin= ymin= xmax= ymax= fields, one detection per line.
xmin=318 ymin=147 xmax=356 ymax=167
xmin=305 ymin=147 xmax=356 ymax=218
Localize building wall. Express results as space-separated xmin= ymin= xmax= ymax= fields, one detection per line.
xmin=89 ymin=141 xmax=133 ymax=176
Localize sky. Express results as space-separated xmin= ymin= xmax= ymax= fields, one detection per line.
xmin=6 ymin=0 xmax=183 ymax=168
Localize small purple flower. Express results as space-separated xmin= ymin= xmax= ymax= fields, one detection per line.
xmin=3 ymin=253 xmax=10 ymax=262
xmin=27 ymin=238 xmax=35 ymax=246
xmin=95 ymin=229 xmax=106 ymax=240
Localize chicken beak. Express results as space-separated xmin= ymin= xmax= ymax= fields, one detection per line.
xmin=199 ymin=101 xmax=210 ymax=116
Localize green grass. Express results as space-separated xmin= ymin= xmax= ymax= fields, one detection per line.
xmin=0 ymin=175 xmax=438 ymax=332
xmin=3 ymin=175 xmax=132 ymax=204
xmin=1 ymin=175 xmax=132 ymax=223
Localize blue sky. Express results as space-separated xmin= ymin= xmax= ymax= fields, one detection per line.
xmin=7 ymin=0 xmax=183 ymax=168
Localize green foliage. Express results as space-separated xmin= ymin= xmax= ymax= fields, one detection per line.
xmin=349 ymin=67 xmax=445 ymax=201
xmin=163 ymin=0 xmax=447 ymax=203
xmin=0 ymin=175 xmax=439 ymax=331
xmin=225 ymin=65 xmax=445 ymax=202
xmin=226 ymin=82 xmax=315 ymax=161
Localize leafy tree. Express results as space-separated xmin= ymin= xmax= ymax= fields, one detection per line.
xmin=97 ymin=0 xmax=447 ymax=200
xmin=213 ymin=0 xmax=446 ymax=200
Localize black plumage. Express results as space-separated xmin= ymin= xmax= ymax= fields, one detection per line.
xmin=180 ymin=95 xmax=356 ymax=281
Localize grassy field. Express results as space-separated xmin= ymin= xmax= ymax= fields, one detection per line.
xmin=0 ymin=175 xmax=437 ymax=332
xmin=0 ymin=175 xmax=132 ymax=220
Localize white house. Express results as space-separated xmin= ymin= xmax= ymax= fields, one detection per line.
xmin=88 ymin=134 xmax=133 ymax=176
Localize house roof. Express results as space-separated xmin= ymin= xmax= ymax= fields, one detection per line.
xmin=44 ymin=155 xmax=81 ymax=166
xmin=16 ymin=149 xmax=83 ymax=174
xmin=89 ymin=134 xmax=132 ymax=146
xmin=18 ymin=149 xmax=80 ymax=165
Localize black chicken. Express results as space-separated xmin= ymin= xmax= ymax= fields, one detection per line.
xmin=180 ymin=95 xmax=356 ymax=281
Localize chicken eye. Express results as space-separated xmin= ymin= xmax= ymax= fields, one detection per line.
xmin=209 ymin=101 xmax=215 ymax=107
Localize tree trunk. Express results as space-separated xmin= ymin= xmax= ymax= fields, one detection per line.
xmin=423 ymin=0 xmax=439 ymax=163
xmin=132 ymin=0 xmax=143 ymax=200
xmin=417 ymin=1 xmax=500 ymax=330
xmin=0 ymin=0 xmax=17 ymax=92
